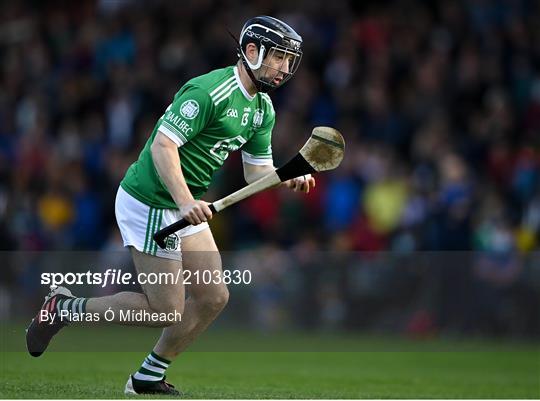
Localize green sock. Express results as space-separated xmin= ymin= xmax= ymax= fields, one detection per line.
xmin=56 ymin=297 xmax=87 ymax=321
xmin=133 ymin=351 xmax=171 ymax=382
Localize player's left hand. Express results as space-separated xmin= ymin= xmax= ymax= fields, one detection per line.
xmin=284 ymin=174 xmax=316 ymax=193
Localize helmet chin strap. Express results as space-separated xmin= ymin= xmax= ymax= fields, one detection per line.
xmin=227 ymin=29 xmax=275 ymax=93
xmin=242 ymin=44 xmax=265 ymax=70
xmin=240 ymin=57 xmax=276 ymax=93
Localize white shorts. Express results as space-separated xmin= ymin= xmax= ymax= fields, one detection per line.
xmin=115 ymin=186 xmax=209 ymax=260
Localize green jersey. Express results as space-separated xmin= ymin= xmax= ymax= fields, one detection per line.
xmin=121 ymin=65 xmax=275 ymax=208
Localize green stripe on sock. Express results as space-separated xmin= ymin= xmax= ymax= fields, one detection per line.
xmin=138 ymin=367 xmax=163 ymax=378
xmin=56 ymin=299 xmax=64 ymax=314
xmin=63 ymin=299 xmax=73 ymax=311
xmin=71 ymin=299 xmax=79 ymax=313
xmin=145 ymin=357 xmax=167 ymax=370
xmin=151 ymin=351 xmax=171 ymax=365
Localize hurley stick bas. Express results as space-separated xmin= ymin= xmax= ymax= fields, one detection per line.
xmin=153 ymin=126 xmax=345 ymax=249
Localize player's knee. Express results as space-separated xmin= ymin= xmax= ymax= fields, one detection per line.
xmin=149 ymin=297 xmax=185 ymax=322
xmin=200 ymin=287 xmax=229 ymax=314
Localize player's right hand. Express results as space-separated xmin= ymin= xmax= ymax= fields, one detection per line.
xmin=179 ymin=200 xmax=213 ymax=225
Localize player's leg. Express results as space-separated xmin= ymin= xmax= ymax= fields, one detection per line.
xmin=124 ymin=247 xmax=185 ymax=395
xmin=152 ymin=227 xmax=228 ymax=359
xmin=127 ymin=227 xmax=228 ymax=395
xmin=125 ymin=225 xmax=228 ymax=394
xmin=85 ymin=249 xmax=185 ymax=326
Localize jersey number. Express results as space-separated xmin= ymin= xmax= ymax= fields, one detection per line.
xmin=241 ymin=112 xmax=249 ymax=126
xmin=210 ymin=135 xmax=247 ymax=163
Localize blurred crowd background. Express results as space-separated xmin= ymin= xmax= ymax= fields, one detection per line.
xmin=0 ymin=0 xmax=538 ymax=338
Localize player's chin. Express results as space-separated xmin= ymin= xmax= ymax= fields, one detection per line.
xmin=264 ymin=75 xmax=283 ymax=87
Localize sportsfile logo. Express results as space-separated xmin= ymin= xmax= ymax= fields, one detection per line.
xmin=40 ymin=268 xmax=252 ymax=287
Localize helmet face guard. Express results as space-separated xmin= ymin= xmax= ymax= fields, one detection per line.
xmin=238 ymin=17 xmax=303 ymax=93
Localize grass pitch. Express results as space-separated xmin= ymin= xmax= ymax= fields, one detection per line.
xmin=1 ymin=325 xmax=539 ymax=398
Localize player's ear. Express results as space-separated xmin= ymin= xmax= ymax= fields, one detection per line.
xmin=245 ymin=43 xmax=259 ymax=64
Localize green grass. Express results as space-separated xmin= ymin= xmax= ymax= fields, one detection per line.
xmin=1 ymin=325 xmax=539 ymax=398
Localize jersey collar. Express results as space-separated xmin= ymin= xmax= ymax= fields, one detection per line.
xmin=234 ymin=66 xmax=255 ymax=102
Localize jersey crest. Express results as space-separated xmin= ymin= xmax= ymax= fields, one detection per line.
xmin=179 ymin=100 xmax=199 ymax=119
xmin=253 ymin=108 xmax=264 ymax=128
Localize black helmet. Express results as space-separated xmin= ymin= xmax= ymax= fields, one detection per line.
xmin=238 ymin=16 xmax=303 ymax=92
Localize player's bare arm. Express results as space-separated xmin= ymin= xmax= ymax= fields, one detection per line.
xmin=242 ymin=162 xmax=274 ymax=184
xmin=243 ymin=162 xmax=315 ymax=193
xmin=151 ymin=132 xmax=213 ymax=225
